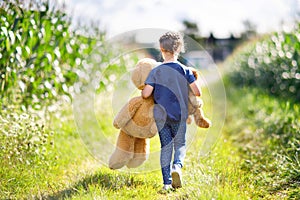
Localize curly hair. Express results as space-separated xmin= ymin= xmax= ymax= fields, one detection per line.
xmin=159 ymin=31 xmax=185 ymax=54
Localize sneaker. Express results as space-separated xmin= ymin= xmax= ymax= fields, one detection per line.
xmin=158 ymin=184 xmax=173 ymax=194
xmin=171 ymin=164 xmax=182 ymax=188
xmin=162 ymin=184 xmax=173 ymax=190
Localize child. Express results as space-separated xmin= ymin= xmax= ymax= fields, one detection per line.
xmin=142 ymin=31 xmax=201 ymax=191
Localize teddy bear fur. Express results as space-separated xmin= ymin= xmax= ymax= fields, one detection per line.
xmin=109 ymin=58 xmax=158 ymax=169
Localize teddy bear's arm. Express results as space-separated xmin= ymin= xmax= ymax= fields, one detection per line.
xmin=113 ymin=96 xmax=144 ymax=129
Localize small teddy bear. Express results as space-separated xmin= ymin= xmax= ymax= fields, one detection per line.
xmin=109 ymin=58 xmax=158 ymax=170
xmin=187 ymin=68 xmax=211 ymax=128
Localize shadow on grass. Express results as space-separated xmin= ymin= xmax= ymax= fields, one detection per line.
xmin=44 ymin=170 xmax=145 ymax=199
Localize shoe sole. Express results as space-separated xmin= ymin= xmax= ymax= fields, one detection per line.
xmin=171 ymin=171 xmax=182 ymax=188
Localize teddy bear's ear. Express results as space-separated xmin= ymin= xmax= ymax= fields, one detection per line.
xmin=192 ymin=70 xmax=198 ymax=80
xmin=189 ymin=67 xmax=199 ymax=80
xmin=131 ymin=58 xmax=157 ymax=90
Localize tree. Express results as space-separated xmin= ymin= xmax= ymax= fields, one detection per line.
xmin=241 ymin=20 xmax=257 ymax=39
xmin=182 ymin=20 xmax=201 ymax=41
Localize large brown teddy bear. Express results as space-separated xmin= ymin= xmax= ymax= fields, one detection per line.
xmin=108 ymin=58 xmax=211 ymax=170
xmin=109 ymin=58 xmax=158 ymax=170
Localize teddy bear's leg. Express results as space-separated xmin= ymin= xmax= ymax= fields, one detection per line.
xmin=126 ymin=138 xmax=150 ymax=168
xmin=109 ymin=130 xmax=135 ymax=169
xmin=194 ymin=108 xmax=212 ymax=128
xmin=186 ymin=115 xmax=193 ymax=124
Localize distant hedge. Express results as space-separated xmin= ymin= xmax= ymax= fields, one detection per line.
xmin=228 ymin=23 xmax=300 ymax=101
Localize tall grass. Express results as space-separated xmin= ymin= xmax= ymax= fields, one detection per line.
xmin=223 ymin=84 xmax=300 ymax=199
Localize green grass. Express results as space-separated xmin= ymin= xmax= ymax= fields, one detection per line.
xmin=0 ymin=103 xmax=99 ymax=199
xmin=41 ymin=138 xmax=251 ymax=200
xmin=223 ymin=85 xmax=300 ymax=199
xmin=1 ymin=76 xmax=299 ymax=199
xmin=44 ymin=80 xmax=252 ymax=199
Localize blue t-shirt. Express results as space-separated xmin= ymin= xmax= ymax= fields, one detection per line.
xmin=145 ymin=62 xmax=196 ymax=122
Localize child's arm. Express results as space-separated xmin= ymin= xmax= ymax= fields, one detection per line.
xmin=190 ymin=81 xmax=201 ymax=97
xmin=142 ymin=84 xmax=154 ymax=99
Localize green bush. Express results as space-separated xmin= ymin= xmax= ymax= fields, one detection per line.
xmin=0 ymin=1 xmax=71 ymax=108
xmin=225 ymin=27 xmax=300 ymax=195
xmin=0 ymin=0 xmax=127 ymax=110
xmin=229 ymin=23 xmax=300 ymax=101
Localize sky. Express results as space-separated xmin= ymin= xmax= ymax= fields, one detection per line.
xmin=59 ymin=0 xmax=299 ymax=38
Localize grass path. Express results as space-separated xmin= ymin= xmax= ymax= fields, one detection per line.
xmin=3 ymin=73 xmax=298 ymax=199
xmin=48 ymin=78 xmax=299 ymax=199
xmin=36 ymin=76 xmax=257 ymax=200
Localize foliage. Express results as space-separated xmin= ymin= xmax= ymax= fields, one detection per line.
xmin=0 ymin=1 xmax=129 ymax=198
xmin=228 ymin=23 xmax=300 ymax=101
xmin=224 ymin=84 xmax=300 ymax=199
xmin=0 ymin=0 xmax=127 ymax=110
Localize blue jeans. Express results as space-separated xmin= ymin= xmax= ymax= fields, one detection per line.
xmin=156 ymin=119 xmax=187 ymax=185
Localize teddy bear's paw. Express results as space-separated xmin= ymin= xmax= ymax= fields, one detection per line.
xmin=126 ymin=158 xmax=146 ymax=168
xmin=186 ymin=116 xmax=192 ymax=124
xmin=109 ymin=161 xmax=127 ymax=170
xmin=197 ymin=117 xmax=212 ymax=128
xmin=126 ymin=153 xmax=149 ymax=168
xmin=108 ymin=151 xmax=134 ymax=170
